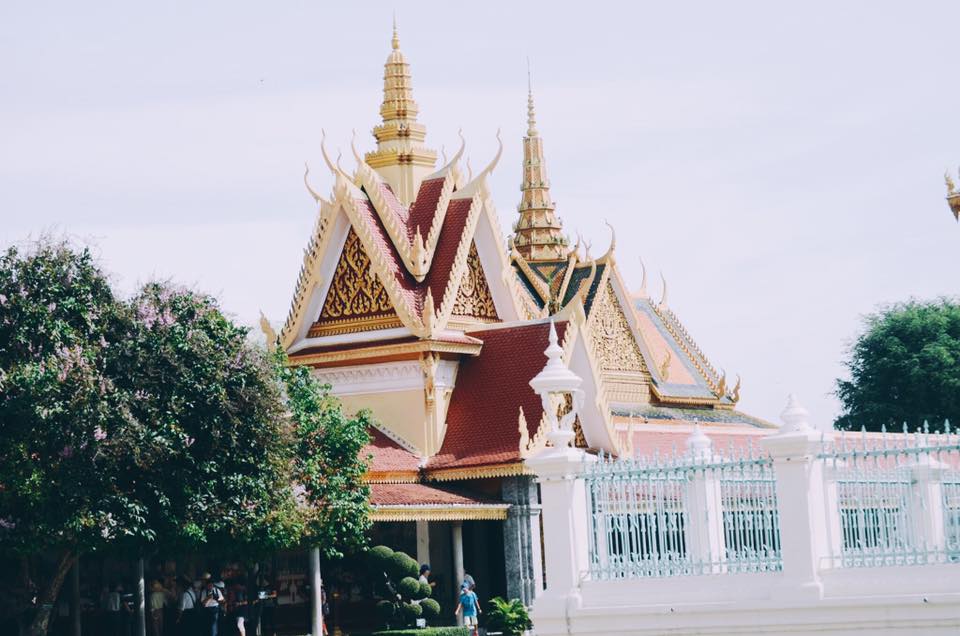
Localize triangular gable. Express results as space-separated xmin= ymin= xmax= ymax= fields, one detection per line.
xmin=451 ymin=242 xmax=498 ymax=321
xmin=309 ymin=227 xmax=402 ymax=337
xmin=588 ymin=282 xmax=648 ymax=374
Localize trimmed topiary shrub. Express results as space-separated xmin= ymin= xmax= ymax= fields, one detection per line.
xmin=417 ymin=581 xmax=432 ymax=600
xmin=397 ymin=576 xmax=420 ymax=599
xmin=401 ymin=602 xmax=423 ymax=621
xmin=388 ymin=551 xmax=419 ymax=580
xmin=420 ymin=598 xmax=441 ymax=619
xmin=368 ymin=545 xmax=440 ymax=628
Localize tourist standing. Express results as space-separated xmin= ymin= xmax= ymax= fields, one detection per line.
xmin=105 ymin=583 xmax=124 ymax=636
xmin=176 ymin=577 xmax=198 ymax=636
xmin=199 ymin=577 xmax=223 ymax=636
xmin=148 ymin=579 xmax=167 ymax=636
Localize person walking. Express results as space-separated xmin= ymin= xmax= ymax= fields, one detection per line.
xmin=105 ymin=583 xmax=124 ymax=636
xmin=454 ymin=582 xmax=481 ymax=636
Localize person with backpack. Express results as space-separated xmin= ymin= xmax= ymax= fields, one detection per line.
xmin=454 ymin=581 xmax=481 ymax=636
xmin=199 ymin=577 xmax=224 ymax=636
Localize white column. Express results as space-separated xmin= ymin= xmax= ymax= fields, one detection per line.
xmin=452 ymin=522 xmax=464 ymax=626
xmin=683 ymin=425 xmax=725 ymax=571
xmin=761 ymin=395 xmax=832 ymax=600
xmin=135 ymin=557 xmax=146 ymax=636
xmin=416 ymin=520 xmax=430 ymax=566
xmin=526 ymin=442 xmax=593 ymax=612
xmin=309 ymin=547 xmax=323 ymax=636
xmin=910 ymin=453 xmax=948 ymax=556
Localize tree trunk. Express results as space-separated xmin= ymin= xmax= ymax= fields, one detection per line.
xmin=134 ymin=557 xmax=146 ymax=636
xmin=28 ymin=551 xmax=76 ymax=636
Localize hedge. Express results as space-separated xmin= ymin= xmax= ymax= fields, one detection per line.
xmin=364 ymin=629 xmax=471 ymax=636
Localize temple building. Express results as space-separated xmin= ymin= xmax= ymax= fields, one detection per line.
xmin=270 ymin=24 xmax=771 ymax=616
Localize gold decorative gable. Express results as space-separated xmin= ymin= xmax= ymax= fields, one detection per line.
xmin=590 ymin=283 xmax=647 ymax=373
xmin=452 ymin=242 xmax=499 ymax=321
xmin=309 ymin=228 xmax=401 ymax=337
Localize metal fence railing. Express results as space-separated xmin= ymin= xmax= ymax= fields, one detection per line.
xmin=585 ymin=441 xmax=782 ymax=580
xmin=818 ymin=425 xmax=960 ymax=568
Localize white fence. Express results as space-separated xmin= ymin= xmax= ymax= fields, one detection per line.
xmin=528 ymin=398 xmax=960 ymax=635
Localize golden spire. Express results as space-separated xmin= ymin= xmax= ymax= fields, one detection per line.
xmin=512 ymin=64 xmax=568 ymax=261
xmin=364 ymin=19 xmax=437 ymax=207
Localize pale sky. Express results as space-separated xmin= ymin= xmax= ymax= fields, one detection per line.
xmin=2 ymin=1 xmax=959 ymax=427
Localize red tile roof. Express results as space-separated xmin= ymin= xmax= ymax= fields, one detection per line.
xmin=370 ymin=483 xmax=504 ymax=506
xmin=427 ymin=322 xmax=567 ymax=472
xmin=364 ymin=427 xmax=422 ymax=477
xmin=408 ymin=177 xmax=445 ymax=237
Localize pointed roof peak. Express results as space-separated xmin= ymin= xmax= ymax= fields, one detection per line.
xmin=392 ymin=13 xmax=400 ymax=50
xmin=526 ymin=59 xmax=538 ymax=137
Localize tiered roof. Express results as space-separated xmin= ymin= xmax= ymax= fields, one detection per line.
xmin=275 ymin=26 xmax=771 ymax=495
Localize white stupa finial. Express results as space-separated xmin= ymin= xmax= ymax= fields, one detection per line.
xmin=686 ymin=421 xmax=712 ymax=458
xmin=780 ymin=394 xmax=810 ymax=433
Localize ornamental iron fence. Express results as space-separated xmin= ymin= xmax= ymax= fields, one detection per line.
xmin=818 ymin=423 xmax=960 ymax=568
xmin=585 ymin=436 xmax=782 ymax=580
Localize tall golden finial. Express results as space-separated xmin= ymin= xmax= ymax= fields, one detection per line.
xmin=526 ymin=58 xmax=538 ymax=137
xmin=512 ymin=61 xmax=568 ymax=262
xmin=364 ymin=19 xmax=437 ymax=206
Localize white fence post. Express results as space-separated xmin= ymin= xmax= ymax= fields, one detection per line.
xmin=910 ymin=452 xmax=948 ymax=558
xmin=761 ymin=395 xmax=832 ymax=599
xmin=527 ymin=443 xmax=594 ymax=603
xmin=684 ymin=425 xmax=726 ymax=572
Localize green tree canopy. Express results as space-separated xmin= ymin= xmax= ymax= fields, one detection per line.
xmin=0 ymin=240 xmax=371 ymax=635
xmin=835 ymin=298 xmax=960 ymax=431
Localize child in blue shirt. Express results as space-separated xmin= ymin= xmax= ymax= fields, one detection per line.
xmin=454 ymin=582 xmax=481 ymax=635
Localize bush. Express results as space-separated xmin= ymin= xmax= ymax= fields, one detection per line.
xmin=485 ymin=597 xmax=532 ymax=635
xmin=369 ymin=629 xmax=470 ymax=636
xmin=388 ymin=551 xmax=419 ymax=580
xmin=369 ymin=545 xmax=395 ymax=572
xmin=417 ymin=581 xmax=432 ymax=599
xmin=397 ymin=576 xmax=420 ymax=599
xmin=401 ymin=602 xmax=423 ymax=620
xmin=420 ymin=597 xmax=441 ymax=619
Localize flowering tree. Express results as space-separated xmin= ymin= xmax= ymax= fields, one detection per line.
xmin=0 ymin=241 xmax=370 ymax=635
xmin=0 ymin=242 xmax=146 ymax=635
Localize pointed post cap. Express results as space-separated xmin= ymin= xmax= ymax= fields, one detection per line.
xmin=780 ymin=394 xmax=811 ymax=433
xmin=529 ymin=320 xmax=582 ymax=396
xmin=685 ymin=421 xmax=712 ymax=459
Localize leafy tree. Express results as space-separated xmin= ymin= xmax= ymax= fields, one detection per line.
xmin=835 ymin=298 xmax=960 ymax=431
xmin=278 ymin=351 xmax=371 ymax=558
xmin=112 ymin=283 xmax=304 ymax=558
xmin=0 ymin=241 xmax=140 ymax=635
xmin=0 ymin=240 xmax=371 ymax=635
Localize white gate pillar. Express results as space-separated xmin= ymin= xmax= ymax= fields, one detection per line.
xmin=761 ymin=395 xmax=833 ymax=600
xmin=910 ymin=453 xmax=948 ymax=557
xmin=684 ymin=425 xmax=726 ymax=572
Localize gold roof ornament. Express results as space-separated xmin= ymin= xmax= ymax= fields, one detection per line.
xmin=512 ymin=62 xmax=568 ymax=261
xmin=364 ymin=18 xmax=437 ymax=206
xmin=946 ymin=169 xmax=960 ymax=221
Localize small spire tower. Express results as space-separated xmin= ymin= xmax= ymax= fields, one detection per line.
xmin=365 ymin=19 xmax=438 ymax=206
xmin=513 ymin=69 xmax=567 ymax=261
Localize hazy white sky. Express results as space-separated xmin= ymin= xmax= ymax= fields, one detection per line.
xmin=2 ymin=1 xmax=958 ymax=427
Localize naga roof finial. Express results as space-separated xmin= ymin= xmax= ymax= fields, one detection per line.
xmin=658 ymin=271 xmax=669 ymax=307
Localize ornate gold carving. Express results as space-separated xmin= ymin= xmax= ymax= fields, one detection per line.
xmin=452 ymin=243 xmax=499 ymax=320
xmin=316 ymin=228 xmax=395 ymax=324
xmin=590 ymin=283 xmax=647 ymax=373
